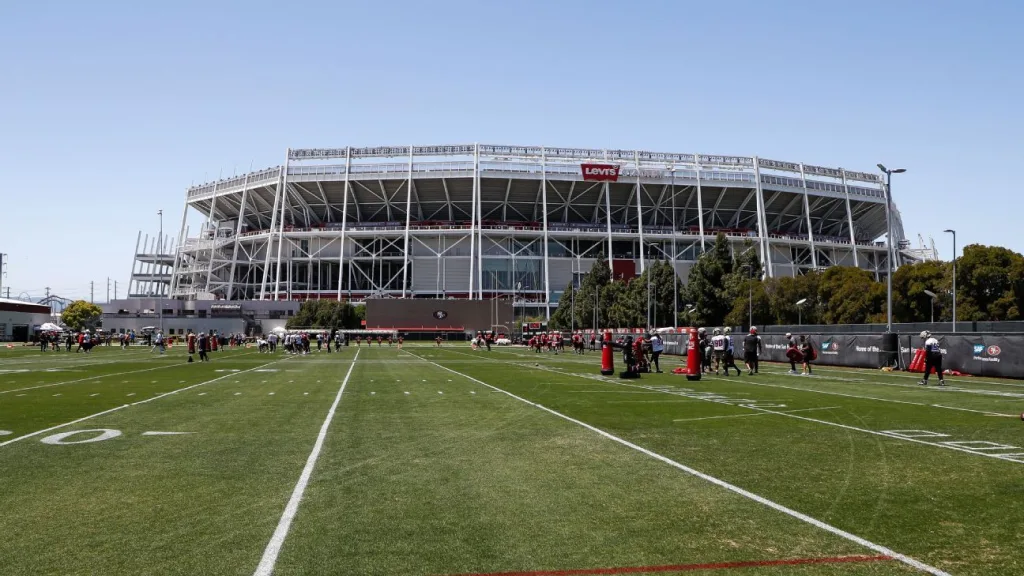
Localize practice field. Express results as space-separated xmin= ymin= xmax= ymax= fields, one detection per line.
xmin=1 ymin=344 xmax=1022 ymax=576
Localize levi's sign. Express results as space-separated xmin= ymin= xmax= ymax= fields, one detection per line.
xmin=581 ymin=163 xmax=620 ymax=182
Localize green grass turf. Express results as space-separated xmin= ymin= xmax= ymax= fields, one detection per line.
xmin=0 ymin=343 xmax=1022 ymax=575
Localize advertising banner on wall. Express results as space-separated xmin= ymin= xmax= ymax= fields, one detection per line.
xmin=901 ymin=334 xmax=1024 ymax=379
xmin=624 ymin=330 xmax=1024 ymax=378
xmin=580 ymin=163 xmax=621 ymax=182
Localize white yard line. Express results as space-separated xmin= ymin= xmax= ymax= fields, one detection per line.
xmin=0 ymin=351 xmax=259 ymax=395
xmin=0 ymin=357 xmax=286 ymax=449
xmin=775 ymin=363 xmax=1024 ymax=390
xmin=437 ymin=348 xmax=1024 ymax=463
xmin=673 ymin=406 xmax=842 ymax=423
xmin=252 ymin=349 xmax=361 ymax=576
xmin=755 ymin=368 xmax=1024 ymax=399
xmin=405 ymin=352 xmax=950 ymax=576
xmin=491 ymin=348 xmax=1020 ymax=418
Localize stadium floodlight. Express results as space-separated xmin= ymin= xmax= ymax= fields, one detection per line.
xmin=795 ymin=298 xmax=808 ymax=326
xmin=943 ymin=229 xmax=957 ymax=333
xmin=878 ymin=164 xmax=907 ymax=333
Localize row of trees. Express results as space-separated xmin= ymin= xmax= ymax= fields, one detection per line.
xmin=549 ymin=233 xmax=1024 ymax=329
xmin=285 ymin=300 xmax=365 ymax=329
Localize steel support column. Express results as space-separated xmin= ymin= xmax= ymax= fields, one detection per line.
xmin=841 ymin=169 xmax=859 ymax=267
xmin=258 ymin=165 xmax=285 ymax=300
xmin=337 ymin=147 xmax=351 ymax=300
xmin=695 ymin=155 xmax=706 ymax=252
xmin=799 ymin=164 xmax=818 ymax=269
xmin=541 ymin=148 xmax=551 ymax=321
xmin=273 ymin=153 xmax=292 ymax=300
xmin=402 ymin=147 xmax=414 ymax=298
xmin=468 ymin=147 xmax=477 ymax=298
xmin=476 ymin=144 xmax=483 ymax=299
xmin=202 ymin=178 xmax=221 ymax=295
xmin=752 ymin=157 xmax=773 ymax=277
xmin=169 ymin=191 xmax=191 ymax=296
xmin=634 ymin=151 xmax=646 ymax=274
xmin=226 ymin=168 xmax=252 ymax=300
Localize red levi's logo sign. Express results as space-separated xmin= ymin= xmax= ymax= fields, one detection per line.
xmin=581 ymin=163 xmax=620 ymax=182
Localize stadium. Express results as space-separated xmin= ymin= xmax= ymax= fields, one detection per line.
xmin=132 ymin=144 xmax=908 ymax=318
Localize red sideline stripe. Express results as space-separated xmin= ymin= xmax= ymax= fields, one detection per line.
xmin=441 ymin=555 xmax=892 ymax=576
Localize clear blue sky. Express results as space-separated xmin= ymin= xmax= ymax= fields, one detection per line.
xmin=1 ymin=0 xmax=1020 ymax=302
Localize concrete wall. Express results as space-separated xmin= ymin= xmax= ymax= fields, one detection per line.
xmin=99 ymin=316 xmax=247 ymax=337
xmin=366 ymin=299 xmax=513 ymax=333
xmin=99 ymin=298 xmax=300 ymax=336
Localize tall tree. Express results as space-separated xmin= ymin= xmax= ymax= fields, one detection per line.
xmin=817 ymin=267 xmax=885 ymax=324
xmin=765 ymin=272 xmax=822 ymax=325
xmin=954 ymin=244 xmax=1024 ymax=321
xmin=683 ymin=233 xmax=734 ymax=326
xmin=61 ymin=300 xmax=102 ymax=331
xmin=576 ymin=258 xmax=612 ymax=329
xmin=629 ymin=260 xmax=683 ymax=328
xmin=891 ymin=260 xmax=950 ymax=322
xmin=724 ymin=280 xmax=771 ymax=328
xmin=548 ymin=284 xmax=576 ymax=330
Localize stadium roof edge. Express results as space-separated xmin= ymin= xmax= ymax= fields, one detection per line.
xmin=185 ymin=144 xmax=883 ymax=193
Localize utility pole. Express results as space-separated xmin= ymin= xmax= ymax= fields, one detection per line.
xmin=114 ymin=280 xmax=118 ymax=301
xmin=0 ymin=253 xmax=6 ymax=299
xmin=90 ymin=281 xmax=94 ymax=304
xmin=107 ymin=277 xmax=111 ymax=303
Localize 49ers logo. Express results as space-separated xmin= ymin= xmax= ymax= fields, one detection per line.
xmin=580 ymin=163 xmax=621 ymax=182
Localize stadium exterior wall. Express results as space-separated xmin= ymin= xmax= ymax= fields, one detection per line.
xmin=138 ymin=144 xmax=905 ymax=320
xmin=365 ymin=299 xmax=513 ymax=333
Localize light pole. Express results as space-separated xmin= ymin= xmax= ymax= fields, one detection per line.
xmin=0 ymin=253 xmax=7 ymax=300
xmin=741 ymin=264 xmax=754 ymax=330
xmin=877 ymin=164 xmax=906 ymax=333
xmin=923 ymin=289 xmax=937 ymax=323
xmin=157 ymin=209 xmax=164 ymax=335
xmin=515 ymin=281 xmax=521 ymax=336
xmin=944 ymin=229 xmax=956 ymax=332
xmin=646 ymin=270 xmax=652 ymax=331
xmin=796 ymin=298 xmax=807 ymax=326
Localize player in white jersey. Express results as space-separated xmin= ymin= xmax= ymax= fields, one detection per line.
xmin=721 ymin=327 xmax=742 ymax=376
xmin=711 ymin=328 xmax=727 ymax=375
xmin=919 ymin=331 xmax=945 ymax=386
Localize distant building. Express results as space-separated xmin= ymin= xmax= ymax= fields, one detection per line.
xmin=0 ymin=298 xmax=53 ymax=342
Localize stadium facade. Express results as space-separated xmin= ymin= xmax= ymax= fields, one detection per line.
xmin=129 ymin=144 xmax=909 ymax=318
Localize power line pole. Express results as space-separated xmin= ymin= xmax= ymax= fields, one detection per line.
xmin=90 ymin=281 xmax=94 ymax=304
xmin=0 ymin=253 xmax=6 ymax=299
xmin=107 ymin=277 xmax=111 ymax=303
xmin=114 ymin=280 xmax=118 ymax=301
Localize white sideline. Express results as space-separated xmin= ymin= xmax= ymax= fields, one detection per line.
xmin=252 ymin=349 xmax=360 ymax=576
xmin=406 ymin=352 xmax=951 ymax=576
xmin=0 ymin=357 xmax=285 ymax=448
